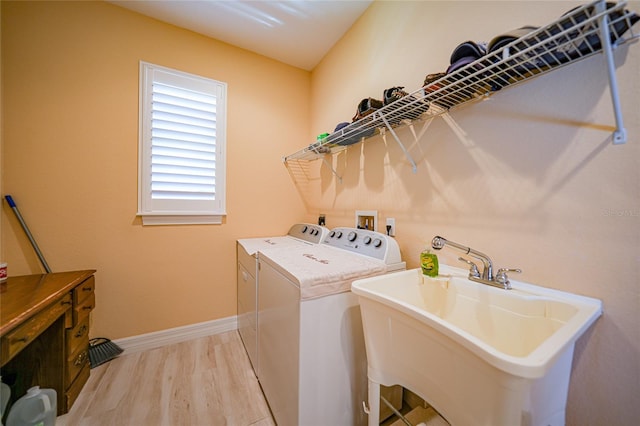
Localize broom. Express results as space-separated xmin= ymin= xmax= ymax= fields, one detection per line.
xmin=5 ymin=195 xmax=51 ymax=273
xmin=5 ymin=195 xmax=124 ymax=368
xmin=89 ymin=338 xmax=124 ymax=368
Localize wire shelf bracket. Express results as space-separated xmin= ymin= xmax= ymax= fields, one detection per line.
xmin=321 ymin=157 xmax=342 ymax=183
xmin=597 ymin=0 xmax=628 ymax=144
xmin=380 ymin=114 xmax=417 ymax=173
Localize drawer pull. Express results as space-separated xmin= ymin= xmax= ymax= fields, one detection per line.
xmin=75 ymin=324 xmax=88 ymax=338
xmin=82 ymin=286 xmax=92 ymax=292
xmin=12 ymin=336 xmax=29 ymax=344
xmin=74 ymin=351 xmax=88 ymax=367
xmin=61 ymin=300 xmax=72 ymax=306
xmin=82 ymin=306 xmax=93 ymax=311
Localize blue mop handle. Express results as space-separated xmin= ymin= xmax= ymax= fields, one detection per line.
xmin=4 ymin=195 xmax=52 ymax=273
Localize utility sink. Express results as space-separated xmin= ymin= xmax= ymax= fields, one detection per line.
xmin=352 ymin=266 xmax=602 ymax=426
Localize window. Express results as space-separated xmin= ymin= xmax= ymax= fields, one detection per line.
xmin=138 ymin=62 xmax=227 ymax=225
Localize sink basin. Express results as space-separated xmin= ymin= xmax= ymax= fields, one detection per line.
xmin=352 ymin=266 xmax=602 ymax=426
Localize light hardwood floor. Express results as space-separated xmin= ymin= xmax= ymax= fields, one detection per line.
xmin=57 ymin=331 xmax=274 ymax=426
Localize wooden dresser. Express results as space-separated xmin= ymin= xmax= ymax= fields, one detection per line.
xmin=0 ymin=270 xmax=96 ymax=416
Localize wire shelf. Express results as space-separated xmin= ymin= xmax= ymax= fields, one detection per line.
xmin=284 ymin=0 xmax=638 ymax=163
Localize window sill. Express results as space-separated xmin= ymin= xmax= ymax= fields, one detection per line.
xmin=138 ymin=213 xmax=225 ymax=226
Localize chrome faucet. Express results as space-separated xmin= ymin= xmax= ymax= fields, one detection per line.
xmin=431 ymin=236 xmax=521 ymax=289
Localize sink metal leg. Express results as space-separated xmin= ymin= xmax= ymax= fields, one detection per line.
xmin=381 ymin=395 xmax=413 ymax=426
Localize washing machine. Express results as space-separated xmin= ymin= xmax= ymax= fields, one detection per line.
xmin=237 ymin=223 xmax=329 ymax=377
xmin=257 ymin=227 xmax=406 ymax=426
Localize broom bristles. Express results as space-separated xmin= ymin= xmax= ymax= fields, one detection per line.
xmin=89 ymin=337 xmax=124 ymax=368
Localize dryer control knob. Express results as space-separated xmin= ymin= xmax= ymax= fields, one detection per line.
xmin=364 ymin=236 xmax=372 ymax=245
xmin=348 ymin=231 xmax=357 ymax=242
xmin=373 ymin=238 xmax=383 ymax=248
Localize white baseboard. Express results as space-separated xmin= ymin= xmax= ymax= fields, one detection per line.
xmin=112 ymin=316 xmax=238 ymax=355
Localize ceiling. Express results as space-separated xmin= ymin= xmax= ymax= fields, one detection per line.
xmin=108 ymin=0 xmax=373 ymax=70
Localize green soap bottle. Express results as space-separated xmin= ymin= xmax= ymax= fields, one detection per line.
xmin=420 ymin=249 xmax=439 ymax=277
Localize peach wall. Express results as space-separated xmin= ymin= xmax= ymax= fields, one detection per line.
xmin=1 ymin=1 xmax=308 ymax=338
xmin=0 ymin=2 xmax=3 ymax=262
xmin=305 ymin=1 xmax=639 ymax=424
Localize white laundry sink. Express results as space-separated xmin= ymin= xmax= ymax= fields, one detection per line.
xmin=352 ymin=266 xmax=602 ymax=426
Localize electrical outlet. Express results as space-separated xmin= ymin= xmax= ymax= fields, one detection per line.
xmin=386 ymin=218 xmax=395 ymax=236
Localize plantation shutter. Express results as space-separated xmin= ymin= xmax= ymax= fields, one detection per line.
xmin=151 ymin=82 xmax=217 ymax=201
xmin=139 ymin=62 xmax=226 ymax=225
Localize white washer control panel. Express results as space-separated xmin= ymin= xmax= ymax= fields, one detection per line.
xmin=324 ymin=227 xmax=401 ymax=264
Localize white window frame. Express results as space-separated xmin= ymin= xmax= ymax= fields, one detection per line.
xmin=138 ymin=62 xmax=227 ymax=225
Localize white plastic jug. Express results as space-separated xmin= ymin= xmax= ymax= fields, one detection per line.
xmin=6 ymin=386 xmax=56 ymax=426
xmin=1 ymin=376 xmax=11 ymax=425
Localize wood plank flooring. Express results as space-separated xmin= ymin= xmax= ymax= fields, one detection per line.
xmin=57 ymin=331 xmax=274 ymax=426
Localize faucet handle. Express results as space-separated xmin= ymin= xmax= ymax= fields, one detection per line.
xmin=458 ymin=257 xmax=480 ymax=278
xmin=497 ymin=268 xmax=522 ymax=275
xmin=495 ymin=268 xmax=522 ymax=288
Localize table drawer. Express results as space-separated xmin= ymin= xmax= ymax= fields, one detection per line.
xmin=65 ymin=363 xmax=90 ymax=411
xmin=66 ymin=316 xmax=90 ymax=356
xmin=73 ymin=276 xmax=95 ymax=305
xmin=66 ymin=344 xmax=90 ymax=385
xmin=73 ymin=292 xmax=95 ymax=326
xmin=1 ymin=294 xmax=72 ymax=365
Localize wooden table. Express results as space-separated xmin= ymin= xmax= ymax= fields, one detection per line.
xmin=0 ymin=270 xmax=96 ymax=416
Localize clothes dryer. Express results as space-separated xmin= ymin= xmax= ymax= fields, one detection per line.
xmin=236 ymin=223 xmax=328 ymax=376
